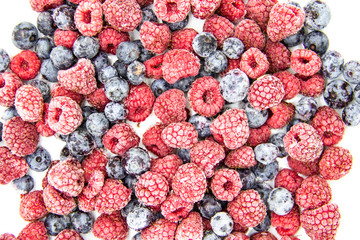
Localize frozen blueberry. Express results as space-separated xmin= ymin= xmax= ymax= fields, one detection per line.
xmin=122 ymin=147 xmax=151 ymax=176
xmin=2 ymin=107 xmax=19 ymax=121
xmin=92 ymin=51 xmax=110 ymax=75
xmin=29 ymin=79 xmax=51 ymax=102
xmin=343 ymin=60 xmax=360 ymax=84
xmin=245 ymin=102 xmax=269 ymax=128
xmin=192 ymin=32 xmax=217 ymax=58
xmin=210 ymin=212 xmax=233 ymax=237
xmin=269 ymin=133 xmax=287 ymax=158
xmin=35 ymin=37 xmax=55 ymax=59
xmin=203 ymin=230 xmax=222 ymax=240
xmin=304 ymin=30 xmax=329 ymax=55
xmin=116 ymin=41 xmax=140 ymax=65
xmin=94 ymin=136 xmax=104 ymax=148
xmin=189 ymin=114 xmax=212 ymax=138
xmin=177 ymin=148 xmax=191 ymax=163
xmin=237 ymin=169 xmax=256 ymax=190
xmin=198 ymin=194 xmax=222 ymax=219
xmin=268 ymin=187 xmax=294 ymax=216
xmin=45 ymin=213 xmax=71 ymax=236
xmin=173 ymin=77 xmax=194 ymax=92
xmin=121 ymin=198 xmax=140 ymax=218
xmin=73 ymin=36 xmax=100 ymax=59
xmin=295 ymin=96 xmax=318 ymax=121
xmin=304 ymin=0 xmax=331 ymax=30
xmin=52 ymin=5 xmax=76 ymax=30
xmin=321 ymin=50 xmax=344 ymax=79
xmin=12 ymin=175 xmax=34 ymax=193
xmin=323 ymin=79 xmax=353 ymax=109
xmin=0 ymin=49 xmax=10 ymax=72
xmin=40 ymin=59 xmax=59 ymax=82
xmin=282 ymin=26 xmax=306 ymax=48
xmin=104 ymin=77 xmax=130 ymax=102
xmin=254 ymin=143 xmax=279 ymax=165
xmin=254 ymin=211 xmax=271 ymax=232
xmin=132 ymin=233 xmax=141 ymax=240
xmin=50 ymin=46 xmax=76 ymax=70
xmin=342 ymin=102 xmax=360 ymax=126
xmin=288 ymin=1 xmax=301 ymax=7
xmin=37 ymin=11 xmax=56 ymax=35
xmin=69 ymin=211 xmax=94 ymax=234
xmin=287 ymin=118 xmax=303 ymax=132
xmin=205 ymin=51 xmax=228 ymax=73
xmin=151 ymin=79 xmax=173 ymax=97
xmin=222 ymin=37 xmax=245 ymax=59
xmin=134 ymin=40 xmax=155 ymax=63
xmin=252 ymin=161 xmax=279 ymax=183
xmin=81 ymin=106 xmax=98 ymax=121
xmin=137 ymin=8 xmax=158 ymax=31
xmin=106 ymin=156 xmax=126 ymax=180
xmin=164 ymin=15 xmax=189 ymax=31
xmin=86 ymin=113 xmax=109 ymax=137
xmin=12 ymin=22 xmax=38 ymax=50
xmin=354 ymin=84 xmax=360 ymax=104
xmin=113 ymin=60 xmax=128 ymax=78
xmin=104 ymin=102 xmax=127 ymax=122
xmin=98 ymin=65 xmax=119 ymax=84
xmin=127 ymin=61 xmax=146 ymax=85
xmin=219 ymin=69 xmax=249 ymax=103
xmin=254 ymin=183 xmax=273 ymax=209
xmin=26 ymin=146 xmax=52 ymax=172
xmin=127 ymin=206 xmax=153 ymax=231
xmin=60 ymin=146 xmax=71 ymax=161
xmin=123 ymin=175 xmax=138 ymax=192
xmin=67 ymin=129 xmax=96 ymax=157
xmin=197 ymin=58 xmax=217 ymax=78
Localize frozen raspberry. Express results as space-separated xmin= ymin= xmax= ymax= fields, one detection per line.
xmin=266 ymin=102 xmax=295 ymax=129
xmin=47 ymin=96 xmax=83 ymax=135
xmin=82 ymin=148 xmax=109 ymax=182
xmin=301 ymin=203 xmax=341 ymax=240
xmin=102 ymin=123 xmax=140 ymax=156
xmin=264 ymin=41 xmax=291 ymax=73
xmin=74 ymin=0 xmax=103 ymax=36
xmin=141 ymin=218 xmax=177 ymax=240
xmin=51 ymin=84 xmax=84 ymax=105
xmin=135 ymin=171 xmax=169 ymax=206
xmin=55 ymin=229 xmax=83 ymax=240
xmin=142 ymin=124 xmax=175 ymax=157
xmin=19 ymin=190 xmax=48 ymax=221
xmin=267 ymin=3 xmax=305 ymax=42
xmin=161 ymin=192 xmax=194 ymax=222
xmin=154 ymin=89 xmax=187 ymax=123
xmin=225 ymin=232 xmax=250 ymax=240
xmin=246 ymin=0 xmax=277 ymax=31
xmin=175 ymin=212 xmax=203 ymax=240
xmin=217 ymin=0 xmax=246 ymax=23
xmin=98 ymin=27 xmax=129 ymax=55
xmin=10 ymin=50 xmax=41 ymax=80
xmin=82 ymin=170 xmax=104 ymax=199
xmin=233 ymin=223 xmax=249 ymax=233
xmin=85 ymin=87 xmax=110 ymax=112
xmin=42 ymin=160 xmax=59 ymax=189
xmin=124 ymin=83 xmax=155 ymax=122
xmin=271 ymin=205 xmax=301 ymax=236
xmin=161 ymin=122 xmax=198 ymax=149
xmin=290 ymin=49 xmax=321 ymax=76
xmin=14 ymin=85 xmax=43 ymax=122
xmin=171 ymin=28 xmax=198 ymax=52
xmin=0 ymin=234 xmax=16 ymax=240
xmin=228 ymin=189 xmax=266 ymax=228
xmin=93 ymin=211 xmax=128 ymax=240
xmin=154 ymin=0 xmax=191 ymax=23
xmin=273 ymin=71 xmax=301 ymax=100
xmin=17 ymin=221 xmax=47 ymax=240
xmin=203 ymin=15 xmax=235 ymax=46
xmin=3 ymin=117 xmax=39 ymax=156
xmin=297 ymin=73 xmax=325 ymax=97
xmin=235 ymin=19 xmax=266 ymax=50
xmin=275 ymin=169 xmax=303 ymax=195
xmin=150 ymin=154 xmax=182 ymax=184
xmin=0 ymin=72 xmax=22 ymax=107
xmin=221 ymin=58 xmax=241 ymax=76
xmin=211 ymin=168 xmax=242 ymax=201
xmin=225 ymin=146 xmax=256 ymax=169
xmin=77 ymin=193 xmax=96 ymax=212
xmin=247 ymin=125 xmax=271 ymax=147
xmin=210 ymin=109 xmax=250 ymax=150
xmin=319 ymin=146 xmax=352 ymax=180
xmin=144 ymin=55 xmax=164 ymax=79
xmin=43 ymin=185 xmax=76 ymax=215
xmin=29 ymin=0 xmax=63 ymax=12
xmin=250 ymin=232 xmax=277 ymax=240
xmin=36 ymin=103 xmax=56 ymax=137
xmin=188 ymin=76 xmax=225 ymax=117
xmin=240 ymin=48 xmax=269 ymax=79
xmin=172 ymin=163 xmax=207 ymax=203
xmin=190 ymin=0 xmax=220 ymax=19
xmin=137 ymin=0 xmax=153 ymax=7
xmin=102 ymin=0 xmax=142 ymax=32
xmin=54 ymin=29 xmax=79 ymax=49
xmin=140 ymin=21 xmax=171 ymax=54
xmin=311 ymin=106 xmax=345 ymax=146
xmin=287 ymin=156 xmax=320 ymax=176
xmin=162 ymin=49 xmax=200 ymax=84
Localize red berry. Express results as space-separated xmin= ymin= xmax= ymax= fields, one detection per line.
xmin=144 ymin=55 xmax=164 ymax=79
xmin=77 ymin=193 xmax=96 ymax=212
xmin=55 ymin=229 xmax=83 ymax=240
xmin=17 ymin=221 xmax=47 ymax=240
xmin=153 ymin=89 xmax=187 ymax=124
xmin=42 ymin=160 xmax=59 ymax=190
xmin=275 ymin=168 xmax=304 ymax=195
xmin=74 ymin=0 xmax=103 ymax=36
xmin=171 ymin=28 xmax=198 ymax=52
xmin=175 ymin=212 xmax=203 ymax=240
xmin=225 ymin=146 xmax=257 ymax=169
xmin=221 ymin=58 xmax=241 ymax=76
xmin=273 ymin=71 xmax=301 ymax=100
xmin=240 ymin=48 xmax=269 ymax=79
xmin=203 ymin=14 xmax=235 ymax=46
xmin=291 ymin=49 xmax=322 ymax=76
xmin=140 ymin=21 xmax=172 ymax=54
xmin=287 ymin=156 xmax=320 ymax=177
xmin=224 ymin=232 xmax=250 ymax=240
xmin=150 ymin=154 xmax=182 ymax=184
xmin=82 ymin=148 xmax=109 ymax=182
xmin=93 ymin=211 xmax=128 ymax=240
xmin=297 ymin=73 xmax=325 ymax=97
xmin=218 ymin=0 xmax=246 ymax=23
xmin=266 ymin=101 xmax=295 ymax=129
xmin=264 ymin=41 xmax=291 ymax=73
xmin=19 ymin=190 xmax=48 ymax=221
xmin=135 ymin=171 xmax=169 ymax=206
xmin=15 ymin=85 xmax=44 ymax=122
xmin=190 ymin=0 xmax=221 ymax=19
xmin=250 ymin=232 xmax=277 ymax=240
xmin=211 ymin=168 xmax=242 ymax=201
xmin=246 ymin=0 xmax=277 ymax=31
xmin=235 ymin=19 xmax=266 ymax=50
xmin=161 ymin=192 xmax=194 ymax=222
xmin=319 ymin=146 xmax=352 ymax=180
xmin=0 ymin=233 xmax=16 ymax=240
xmin=54 ymin=29 xmax=80 ymax=49
xmin=271 ymin=205 xmax=301 ymax=236
xmin=29 ymin=0 xmax=63 ymax=12
xmin=161 ymin=122 xmax=198 ymax=149
xmin=85 ymin=87 xmax=111 ymax=112
xmin=43 ymin=185 xmax=76 ymax=215
xmin=142 ymin=123 xmax=175 ymax=157
xmin=141 ymin=218 xmax=177 ymax=240
xmin=51 ymin=83 xmax=84 ymax=105
xmin=36 ymin=103 xmax=56 ymax=137
xmin=82 ymin=170 xmax=105 ymax=199
xmin=10 ymin=50 xmax=41 ymax=80
xmin=98 ymin=27 xmax=130 ymax=55
xmin=154 ymin=0 xmax=191 ymax=23
xmin=0 ymin=72 xmax=22 ymax=107
xmin=246 ymin=125 xmax=271 ymax=147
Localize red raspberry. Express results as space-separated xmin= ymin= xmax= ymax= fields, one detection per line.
xmin=295 ymin=175 xmax=331 ymax=210
xmin=233 ymin=222 xmax=249 ymax=233
xmin=240 ymin=48 xmax=269 ymax=79
xmin=271 ymin=205 xmax=301 ymax=236
xmin=55 ymin=229 xmax=83 ymax=240
xmin=150 ymin=154 xmax=182 ymax=184
xmin=43 ymin=185 xmax=76 ymax=215
xmin=217 ymin=0 xmax=246 ymax=23
xmin=275 ymin=169 xmax=303 ymax=195
xmin=227 ymin=189 xmax=267 ymax=228
xmin=235 ymin=19 xmax=266 ymax=50
xmin=98 ymin=27 xmax=129 ymax=55
xmin=264 ymin=41 xmax=291 ymax=73
xmin=273 ymin=71 xmax=301 ymax=100
xmin=171 ymin=28 xmax=198 ymax=52
xmin=267 ymin=3 xmax=305 ymax=42
xmin=175 ymin=212 xmax=203 ymax=240
xmin=19 ymin=190 xmax=48 ymax=221
xmin=266 ymin=101 xmax=295 ymax=129
xmin=211 ymin=168 xmax=242 ymax=201
xmin=210 ymin=109 xmax=250 ymax=150
xmin=10 ymin=50 xmax=41 ymax=80
xmin=77 ymin=193 xmax=96 ymax=212
xmin=283 ymin=122 xmax=323 ymax=162
xmin=161 ymin=192 xmax=194 ymax=222
xmin=47 ymin=96 xmax=83 ymax=135
xmin=162 ymin=122 xmax=198 ymax=149
xmin=311 ymin=106 xmax=345 ymax=146
xmin=2 ymin=117 xmax=39 ymax=157
xmin=224 ymin=232 xmax=250 ymax=240
xmin=0 ymin=72 xmax=22 ymax=107
xmin=29 ymin=0 xmax=63 ymax=12
xmin=297 ymin=73 xmax=325 ymax=97
xmin=36 ymin=103 xmax=56 ymax=137
xmin=58 ymin=58 xmax=97 ymax=95
xmin=102 ymin=123 xmax=140 ymax=156
xmin=141 ymin=218 xmax=177 ymax=240
xmin=142 ymin=123 xmax=175 ymax=157
xmin=191 ymin=0 xmax=221 ymax=19
xmin=190 ymin=140 xmax=225 ymax=178
xmin=51 ymin=84 xmax=84 ymax=105
xmin=82 ymin=148 xmax=109 ymax=182
xmin=225 ymin=146 xmax=256 ymax=169
xmin=93 ymin=211 xmax=128 ymax=240
xmin=154 ymin=0 xmax=191 ymax=23
xmin=188 ymin=76 xmax=225 ymax=117
xmin=102 ymin=0 xmax=142 ymax=32
xmin=135 ymin=171 xmax=169 ymax=206
xmin=17 ymin=221 xmax=47 ymax=240
xmin=203 ymin=14 xmax=235 ymax=46
xmin=246 ymin=125 xmax=271 ymax=147
xmin=137 ymin=0 xmax=153 ymax=7
xmin=74 ymin=0 xmax=103 ymax=36
xmin=246 ymin=0 xmax=277 ymax=31
xmin=15 ymin=85 xmax=43 ymax=122
xmin=221 ymin=58 xmax=241 ymax=76
xmin=124 ymin=83 xmax=155 ymax=122
xmin=154 ymin=89 xmax=187 ymax=124
xmin=291 ymin=49 xmax=322 ymax=77
xmin=41 ymin=160 xmax=59 ymax=189
xmin=287 ymin=156 xmax=320 ymax=176
xmin=0 ymin=234 xmax=16 ymax=240
xmin=140 ymin=21 xmax=171 ymax=54
xmin=319 ymin=146 xmax=352 ymax=180
xmin=85 ymin=87 xmax=110 ymax=112
xmin=54 ymin=29 xmax=80 ymax=49
xmin=162 ymin=49 xmax=200 ymax=84
xmin=280 ymin=237 xmax=300 ymax=240
xmin=82 ymin=170 xmax=105 ymax=198
xmin=144 ymin=55 xmax=164 ymax=79
xmin=250 ymin=232 xmax=277 ymax=240
xmin=172 ymin=163 xmax=207 ymax=203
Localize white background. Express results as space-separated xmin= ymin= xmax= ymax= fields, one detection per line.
xmin=0 ymin=0 xmax=360 ymax=239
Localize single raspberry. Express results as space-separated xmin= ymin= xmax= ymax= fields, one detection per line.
xmin=43 ymin=185 xmax=76 ymax=215
xmin=102 ymin=123 xmax=140 ymax=156
xmin=271 ymin=205 xmax=301 ymax=236
xmin=74 ymin=0 xmax=103 ymax=36
xmin=175 ymin=212 xmax=203 ymax=240
xmin=188 ymin=76 xmax=225 ymax=117
xmin=123 ymin=83 xmax=155 ymax=122
xmin=93 ymin=211 xmax=128 ymax=240
xmin=227 ymin=189 xmax=267 ymax=228
xmin=150 ymin=154 xmax=182 ymax=184
xmin=51 ymin=84 xmax=84 ymax=105
xmin=137 ymin=0 xmax=153 ymax=7
xmin=102 ymin=0 xmax=142 ymax=32
xmin=15 ymin=85 xmax=43 ymax=123
xmin=287 ymin=156 xmax=320 ymax=176
xmin=154 ymin=0 xmax=191 ymax=23
xmin=98 ymin=27 xmax=129 ymax=55
xmin=82 ymin=148 xmax=109 ymax=182
xmin=19 ymin=190 xmax=48 ymax=221
xmin=142 ymin=123 xmax=175 ymax=157
xmin=235 ymin=19 xmax=266 ymax=50
xmin=135 ymin=171 xmax=169 ymax=206
xmin=10 ymin=50 xmax=41 ymax=80
xmin=144 ymin=55 xmax=164 ymax=79
xmin=42 ymin=160 xmax=60 ymax=189
xmin=225 ymin=146 xmax=257 ymax=169
xmin=319 ymin=146 xmax=352 ymax=180
xmin=85 ymin=87 xmax=110 ymax=112
xmin=140 ymin=21 xmax=172 ymax=54
xmin=55 ymin=229 xmax=83 ymax=240
xmin=153 ymin=89 xmax=187 ymax=124
xmin=203 ymin=14 xmax=235 ymax=46
xmin=246 ymin=0 xmax=277 ymax=31
xmin=162 ymin=49 xmax=200 ymax=84
xmin=47 ymin=96 xmax=83 ymax=135
xmin=267 ymin=3 xmax=305 ymax=42
xmin=250 ymin=232 xmax=277 ymax=240
xmin=290 ymin=49 xmax=321 ymax=77
xmin=217 ymin=0 xmax=246 ymax=23
xmin=210 ymin=109 xmax=250 ymax=150
xmin=161 ymin=192 xmax=194 ymax=222
xmin=264 ymin=41 xmax=291 ymax=73
xmin=161 ymin=122 xmax=198 ymax=149
xmin=82 ymin=170 xmax=105 ymax=199
xmin=275 ymin=169 xmax=303 ymax=195
xmin=36 ymin=103 xmax=56 ymax=137
xmin=246 ymin=125 xmax=271 ymax=147
xmin=0 ymin=72 xmax=22 ymax=107
xmin=297 ymin=73 xmax=325 ymax=97
xmin=2 ymin=117 xmax=39 ymax=157
xmin=171 ymin=28 xmax=198 ymax=52
xmin=141 ymin=218 xmax=177 ymax=240
xmin=240 ymin=48 xmax=269 ymax=79
xmin=54 ymin=29 xmax=80 ymax=49
xmin=273 ymin=71 xmax=301 ymax=100
xmin=311 ymin=106 xmax=345 ymax=146
xmin=266 ymin=101 xmax=295 ymax=129
xmin=224 ymin=232 xmax=250 ymax=240
xmin=172 ymin=163 xmax=207 ymax=203
xmin=29 ymin=0 xmax=63 ymax=12
xmin=77 ymin=193 xmax=96 ymax=212
xmin=221 ymin=58 xmax=241 ymax=76
xmin=0 ymin=234 xmax=16 ymax=240
xmin=211 ymin=168 xmax=242 ymax=201
xmin=17 ymin=221 xmax=47 ymax=240
xmin=190 ymin=0 xmax=220 ymax=19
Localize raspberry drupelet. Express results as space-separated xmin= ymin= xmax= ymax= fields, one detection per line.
xmin=175 ymin=212 xmax=203 ymax=240
xmin=74 ymin=0 xmax=103 ymax=36
xmin=217 ymin=0 xmax=246 ymax=23
xmin=93 ymin=211 xmax=128 ymax=240
xmin=153 ymin=89 xmax=187 ymax=124
xmin=154 ymin=0 xmax=191 ymax=23
xmin=190 ymin=0 xmax=221 ymax=19
xmin=225 ymin=146 xmax=257 ymax=169
xmin=273 ymin=71 xmax=301 ymax=100
xmin=291 ymin=49 xmax=322 ymax=76
xmin=140 ymin=21 xmax=171 ymax=54
xmin=0 ymin=147 xmax=28 ymax=185
xmin=141 ymin=218 xmax=177 ymax=240
xmin=319 ymin=146 xmax=353 ymax=180
xmin=161 ymin=121 xmax=198 ymax=149
xmin=142 ymin=124 xmax=175 ymax=157
xmin=235 ymin=19 xmax=266 ymax=50
xmin=211 ymin=168 xmax=242 ymax=201
xmin=240 ymin=48 xmax=269 ymax=79
xmin=266 ymin=101 xmax=295 ymax=129
xmin=19 ymin=190 xmax=48 ymax=221
xmin=10 ymin=50 xmax=41 ymax=80
xmin=14 ymin=85 xmax=43 ymax=123
xmin=54 ymin=29 xmax=79 ymax=49
xmin=0 ymin=72 xmax=22 ymax=107
xmin=275 ymin=168 xmax=304 ymax=195
xmin=171 ymin=28 xmax=198 ymax=52
xmin=135 ymin=171 xmax=169 ymax=206
xmin=271 ymin=205 xmax=301 ymax=236
xmin=246 ymin=0 xmax=277 ymax=31
xmin=203 ymin=14 xmax=235 ymax=46
xmin=98 ymin=27 xmax=130 ymax=55
xmin=161 ymin=192 xmax=194 ymax=222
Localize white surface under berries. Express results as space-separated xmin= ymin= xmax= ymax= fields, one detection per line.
xmin=0 ymin=0 xmax=360 ymax=240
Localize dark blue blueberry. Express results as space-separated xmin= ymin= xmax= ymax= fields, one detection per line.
xmin=106 ymin=156 xmax=126 ymax=180
xmin=203 ymin=230 xmax=222 ymax=240
xmin=321 ymin=50 xmax=344 ymax=79
xmin=123 ymin=174 xmax=138 ymax=192
xmin=2 ymin=107 xmax=19 ymax=121
xmin=222 ymin=37 xmax=245 ymax=59
xmin=287 ymin=118 xmax=303 ymax=131
xmin=173 ymin=77 xmax=194 ymax=92
xmin=287 ymin=1 xmax=301 ymax=7
xmin=57 ymin=134 xmax=68 ymax=142
xmin=304 ymin=0 xmax=331 ymax=30
xmin=197 ymin=194 xmax=222 ymax=219
xmin=104 ymin=77 xmax=130 ymax=102
xmin=12 ymin=175 xmax=34 ymax=193
xmin=295 ymin=96 xmax=318 ymax=121
xmin=137 ymin=8 xmax=158 ymax=31
xmin=41 ymin=59 xmax=59 ymax=82
xmin=197 ymin=58 xmax=217 ymax=78
xmin=220 ymin=69 xmax=249 ymax=103
xmin=35 ymin=37 xmax=55 ymax=59
xmin=29 ymin=79 xmax=51 ymax=102
xmin=116 ymin=41 xmax=140 ymax=65
xmin=192 ymin=32 xmax=217 ymax=58
xmin=12 ymin=22 xmax=38 ymax=50
xmin=73 ymin=36 xmax=100 ymax=59
xmin=98 ymin=65 xmax=119 ymax=84
xmin=237 ymin=169 xmax=256 ymax=190
xmin=92 ymin=51 xmax=110 ymax=75
xmin=67 ymin=129 xmax=96 ymax=157
xmin=342 ymin=102 xmax=360 ymax=126
xmin=126 ymin=206 xmax=153 ymax=230
xmin=205 ymin=51 xmax=228 ymax=73
xmin=37 ymin=11 xmax=56 ymax=35
xmin=104 ymin=102 xmax=127 ymax=122
xmin=113 ymin=60 xmax=128 ymax=78
xmin=254 ymin=211 xmax=271 ymax=232
xmin=268 ymin=187 xmax=294 ymax=216
xmin=254 ymin=143 xmax=279 ymax=165
xmin=26 ymin=146 xmax=52 ymax=172
xmin=60 ymin=146 xmax=72 ymax=161
xmin=81 ymin=106 xmax=98 ymax=121
xmin=164 ymin=15 xmax=189 ymax=31
xmin=44 ymin=213 xmax=71 ymax=236
xmin=50 ymin=46 xmax=76 ymax=70
xmin=134 ymin=40 xmax=155 ymax=63
xmin=353 ymin=84 xmax=360 ymax=104
xmin=189 ymin=114 xmax=212 ymax=138
xmin=132 ymin=233 xmax=141 ymax=240
xmin=282 ymin=27 xmax=306 ymax=47
xmin=323 ymin=79 xmax=353 ymax=109
xmin=177 ymin=148 xmax=190 ymax=163
xmin=52 ymin=5 xmax=76 ymax=30
xmin=94 ymin=136 xmax=104 ymax=148
xmin=245 ymin=102 xmax=269 ymax=128
xmin=86 ymin=113 xmax=109 ymax=137
xmin=269 ymin=133 xmax=287 ymax=158
xmin=254 ymin=183 xmax=273 ymax=210
xmin=304 ymin=30 xmax=329 ymax=55
xmin=69 ymin=211 xmax=94 ymax=234
xmin=122 ymin=147 xmax=151 ymax=176
xmin=252 ymin=161 xmax=279 ymax=183
xmin=127 ymin=61 xmax=146 ymax=85
xmin=343 ymin=60 xmax=360 ymax=84
xmin=121 ymin=198 xmax=140 ymax=218
xmin=0 ymin=49 xmax=10 ymax=72
xmin=151 ymin=79 xmax=172 ymax=97
xmin=210 ymin=212 xmax=233 ymax=237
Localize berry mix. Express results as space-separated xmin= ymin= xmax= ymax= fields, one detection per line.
xmin=0 ymin=0 xmax=357 ymax=239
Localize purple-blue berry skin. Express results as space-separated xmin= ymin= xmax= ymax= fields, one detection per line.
xmin=268 ymin=187 xmax=294 ymax=216
xmin=254 ymin=211 xmax=271 ymax=232
xmin=98 ymin=65 xmax=119 ymax=84
xmin=189 ymin=114 xmax=213 ymax=138
xmin=353 ymin=84 xmax=360 ymax=104
xmin=198 ymin=193 xmax=222 ymax=219
xmin=50 ymin=46 xmax=76 ymax=70
xmin=323 ymin=79 xmax=353 ymax=109
xmin=132 ymin=233 xmax=141 ymax=240
xmin=254 ymin=143 xmax=279 ymax=165
xmin=304 ymin=30 xmax=329 ymax=56
xmin=123 ymin=175 xmax=138 ymax=193
xmin=134 ymin=40 xmax=155 ymax=63
xmin=254 ymin=183 xmax=273 ymax=210
xmin=222 ymin=37 xmax=244 ymax=59
xmin=0 ymin=49 xmax=10 ymax=72
xmin=282 ymin=27 xmax=306 ymax=48
xmin=192 ymin=32 xmax=217 ymax=58
xmin=252 ymin=161 xmax=279 ymax=183
xmin=81 ymin=106 xmax=98 ymax=121
xmin=12 ymin=175 xmax=34 ymax=193
xmin=104 ymin=77 xmax=130 ymax=102
xmin=67 ymin=129 xmax=96 ymax=157
xmin=122 ymin=147 xmax=151 ymax=176
xmin=304 ymin=0 xmax=331 ymax=30
xmin=210 ymin=212 xmax=233 ymax=237
xmin=2 ymin=107 xmax=19 ymax=121
xmin=287 ymin=118 xmax=303 ymax=132
xmin=92 ymin=51 xmax=110 ymax=75
xmin=44 ymin=213 xmax=71 ymax=236
xmin=219 ymin=69 xmax=249 ymax=103
xmin=237 ymin=169 xmax=256 ymax=190
xmin=205 ymin=51 xmax=228 ymax=73
xmin=269 ymin=133 xmax=287 ymax=158
xmin=343 ymin=60 xmax=360 ymax=84
xmin=29 ymin=78 xmax=51 ymax=102
xmin=37 ymin=11 xmax=56 ymax=36
xmin=151 ymin=79 xmax=173 ymax=97
xmin=126 ymin=206 xmax=153 ymax=231
xmin=86 ymin=113 xmax=109 ymax=137
xmin=116 ymin=41 xmax=140 ymax=65
xmin=245 ymin=102 xmax=269 ymax=128
xmin=106 ymin=156 xmax=126 ymax=180
xmin=137 ymin=8 xmax=158 ymax=31
xmin=342 ymin=102 xmax=360 ymax=126
xmin=127 ymin=61 xmax=146 ymax=85
xmin=203 ymin=230 xmax=222 ymax=240
xmin=177 ymin=148 xmax=191 ymax=163
xmin=35 ymin=37 xmax=55 ymax=59
xmin=52 ymin=5 xmax=76 ymax=30
xmin=165 ymin=15 xmax=189 ymax=31
xmin=321 ymin=50 xmax=344 ymax=80
xmin=12 ymin=22 xmax=38 ymax=50
xmin=70 ymin=211 xmax=94 ymax=234
xmin=295 ymin=96 xmax=318 ymax=121
xmin=173 ymin=77 xmax=194 ymax=92
xmin=104 ymin=102 xmax=127 ymax=122
xmin=26 ymin=147 xmax=52 ymax=172
xmin=41 ymin=59 xmax=59 ymax=82
xmin=113 ymin=60 xmax=127 ymax=79
xmin=73 ymin=36 xmax=100 ymax=59
xmin=121 ymin=198 xmax=140 ymax=218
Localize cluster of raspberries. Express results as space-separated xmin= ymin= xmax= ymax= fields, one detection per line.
xmin=0 ymin=0 xmax=357 ymax=239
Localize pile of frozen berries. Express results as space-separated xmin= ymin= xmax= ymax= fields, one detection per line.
xmin=0 ymin=0 xmax=358 ymax=239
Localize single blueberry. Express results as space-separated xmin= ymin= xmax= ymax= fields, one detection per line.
xmin=12 ymin=22 xmax=38 ymax=50
xmin=26 ymin=147 xmax=52 ymax=172
xmin=353 ymin=84 xmax=360 ymax=104
xmin=104 ymin=77 xmax=130 ymax=102
xmin=41 ymin=59 xmax=59 ymax=82
xmin=126 ymin=206 xmax=153 ymax=231
xmin=98 ymin=65 xmax=119 ymax=84
xmin=321 ymin=50 xmax=344 ymax=79
xmin=86 ymin=113 xmax=109 ymax=137
xmin=121 ymin=198 xmax=140 ymax=218
xmin=210 ymin=212 xmax=233 ymax=237
xmin=245 ymin=102 xmax=269 ymax=128
xmin=237 ymin=169 xmax=256 ymax=190
xmin=269 ymin=133 xmax=287 ymax=158
xmin=123 ymin=175 xmax=138 ymax=193
xmin=116 ymin=41 xmax=140 ymax=65
xmin=52 ymin=5 xmax=76 ymax=30
xmin=222 ymin=37 xmax=245 ymax=59
xmin=267 ymin=187 xmax=294 ymax=216
xmin=122 ymin=147 xmax=151 ymax=176
xmin=219 ymin=69 xmax=249 ymax=103
xmin=127 ymin=60 xmax=146 ymax=85
xmin=164 ymin=15 xmax=189 ymax=31
xmin=304 ymin=0 xmax=331 ymax=30
xmin=197 ymin=194 xmax=222 ymax=219
xmin=2 ymin=107 xmax=19 ymax=121
xmin=254 ymin=211 xmax=271 ymax=232
xmin=295 ymin=96 xmax=318 ymax=121
xmin=134 ymin=40 xmax=155 ymax=63
xmin=12 ymin=175 xmax=34 ymax=193
xmin=67 ymin=129 xmax=96 ymax=157
xmin=343 ymin=60 xmax=360 ymax=84
xmin=177 ymin=148 xmax=191 ymax=163
xmin=106 ymin=156 xmax=126 ymax=180
xmin=35 ymin=37 xmax=55 ymax=59
xmin=205 ymin=50 xmax=228 ymax=73
xmin=50 ymin=46 xmax=76 ymax=70
xmin=73 ymin=36 xmax=100 ymax=59
xmin=44 ymin=213 xmax=71 ymax=236
xmin=29 ymin=78 xmax=51 ymax=102
xmin=192 ymin=32 xmax=217 ymax=58
xmin=304 ymin=30 xmax=329 ymax=55
xmin=37 ymin=11 xmax=56 ymax=35
xmin=252 ymin=161 xmax=279 ymax=183
xmin=173 ymin=77 xmax=194 ymax=92
xmin=323 ymin=79 xmax=353 ymax=109
xmin=189 ymin=114 xmax=213 ymax=138
xmin=92 ymin=51 xmax=110 ymax=75
xmin=282 ymin=27 xmax=306 ymax=47
xmin=70 ymin=211 xmax=94 ymax=233
xmin=342 ymin=102 xmax=360 ymax=126
xmin=0 ymin=49 xmax=10 ymax=72
xmin=151 ymin=79 xmax=173 ymax=97
xmin=254 ymin=143 xmax=279 ymax=165
xmin=104 ymin=102 xmax=127 ymax=122
xmin=113 ymin=60 xmax=128 ymax=78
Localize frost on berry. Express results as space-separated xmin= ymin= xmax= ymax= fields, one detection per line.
xmin=85 ymin=87 xmax=111 ymax=112
xmin=240 ymin=47 xmax=269 ymax=79
xmin=0 ymin=233 xmax=16 ymax=240
xmin=43 ymin=185 xmax=76 ymax=215
xmin=266 ymin=101 xmax=295 ymax=129
xmin=0 ymin=147 xmax=28 ymax=185
xmin=235 ymin=19 xmax=266 ymax=50
xmin=247 ymin=125 xmax=271 ymax=147
xmin=275 ymin=168 xmax=304 ymax=195
xmin=150 ymin=154 xmax=182 ymax=184
xmin=36 ymin=103 xmax=56 ymax=137
xmin=271 ymin=205 xmax=301 ymax=236
xmin=144 ymin=55 xmax=164 ymax=79
xmin=203 ymin=14 xmax=235 ymax=46
xmin=140 ymin=21 xmax=171 ymax=54
xmin=250 ymin=231 xmax=278 ymax=240
xmin=224 ymin=232 xmax=250 ymax=240
xmin=19 ymin=190 xmax=48 ymax=221
xmin=98 ymin=27 xmax=130 ymax=55
xmin=190 ymin=0 xmax=221 ymax=19
xmin=77 ymin=192 xmax=96 ymax=212
xmin=135 ymin=171 xmax=169 ymax=206
xmin=54 ymin=29 xmax=79 ymax=49
xmin=82 ymin=148 xmax=109 ymax=182
xmin=171 ymin=28 xmax=198 ymax=52
xmin=218 ymin=0 xmax=246 ymax=23
xmin=154 ymin=0 xmax=191 ymax=23
xmin=161 ymin=122 xmax=198 ymax=149
xmin=29 ymin=0 xmax=64 ymax=12
xmin=10 ymin=50 xmax=41 ymax=80
xmin=291 ymin=49 xmax=322 ymax=77
xmin=0 ymin=72 xmax=22 ymax=107
xmin=175 ymin=212 xmax=203 ymax=240
xmin=161 ymin=192 xmax=194 ymax=222
xmin=153 ymin=89 xmax=187 ymax=124
xmin=15 ymin=85 xmax=43 ymax=122
xmin=93 ymin=211 xmax=128 ymax=240
xmin=74 ymin=0 xmax=103 ymax=36
xmin=287 ymin=156 xmax=320 ymax=177
xmin=225 ymin=146 xmax=257 ymax=169
xmin=143 ymin=124 xmax=175 ymax=157
xmin=264 ymin=41 xmax=291 ymax=73
xmin=141 ymin=218 xmax=177 ymax=240
xmin=298 ymin=73 xmax=325 ymax=98
xmin=51 ymin=83 xmax=84 ymax=105
xmin=17 ymin=221 xmax=48 ymax=240
xmin=273 ymin=71 xmax=301 ymax=100
xmin=246 ymin=0 xmax=277 ymax=31
xmin=319 ymin=146 xmax=352 ymax=180
xmin=55 ymin=229 xmax=83 ymax=240
xmin=82 ymin=170 xmax=105 ymax=199
xmin=210 ymin=168 xmax=242 ymax=201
